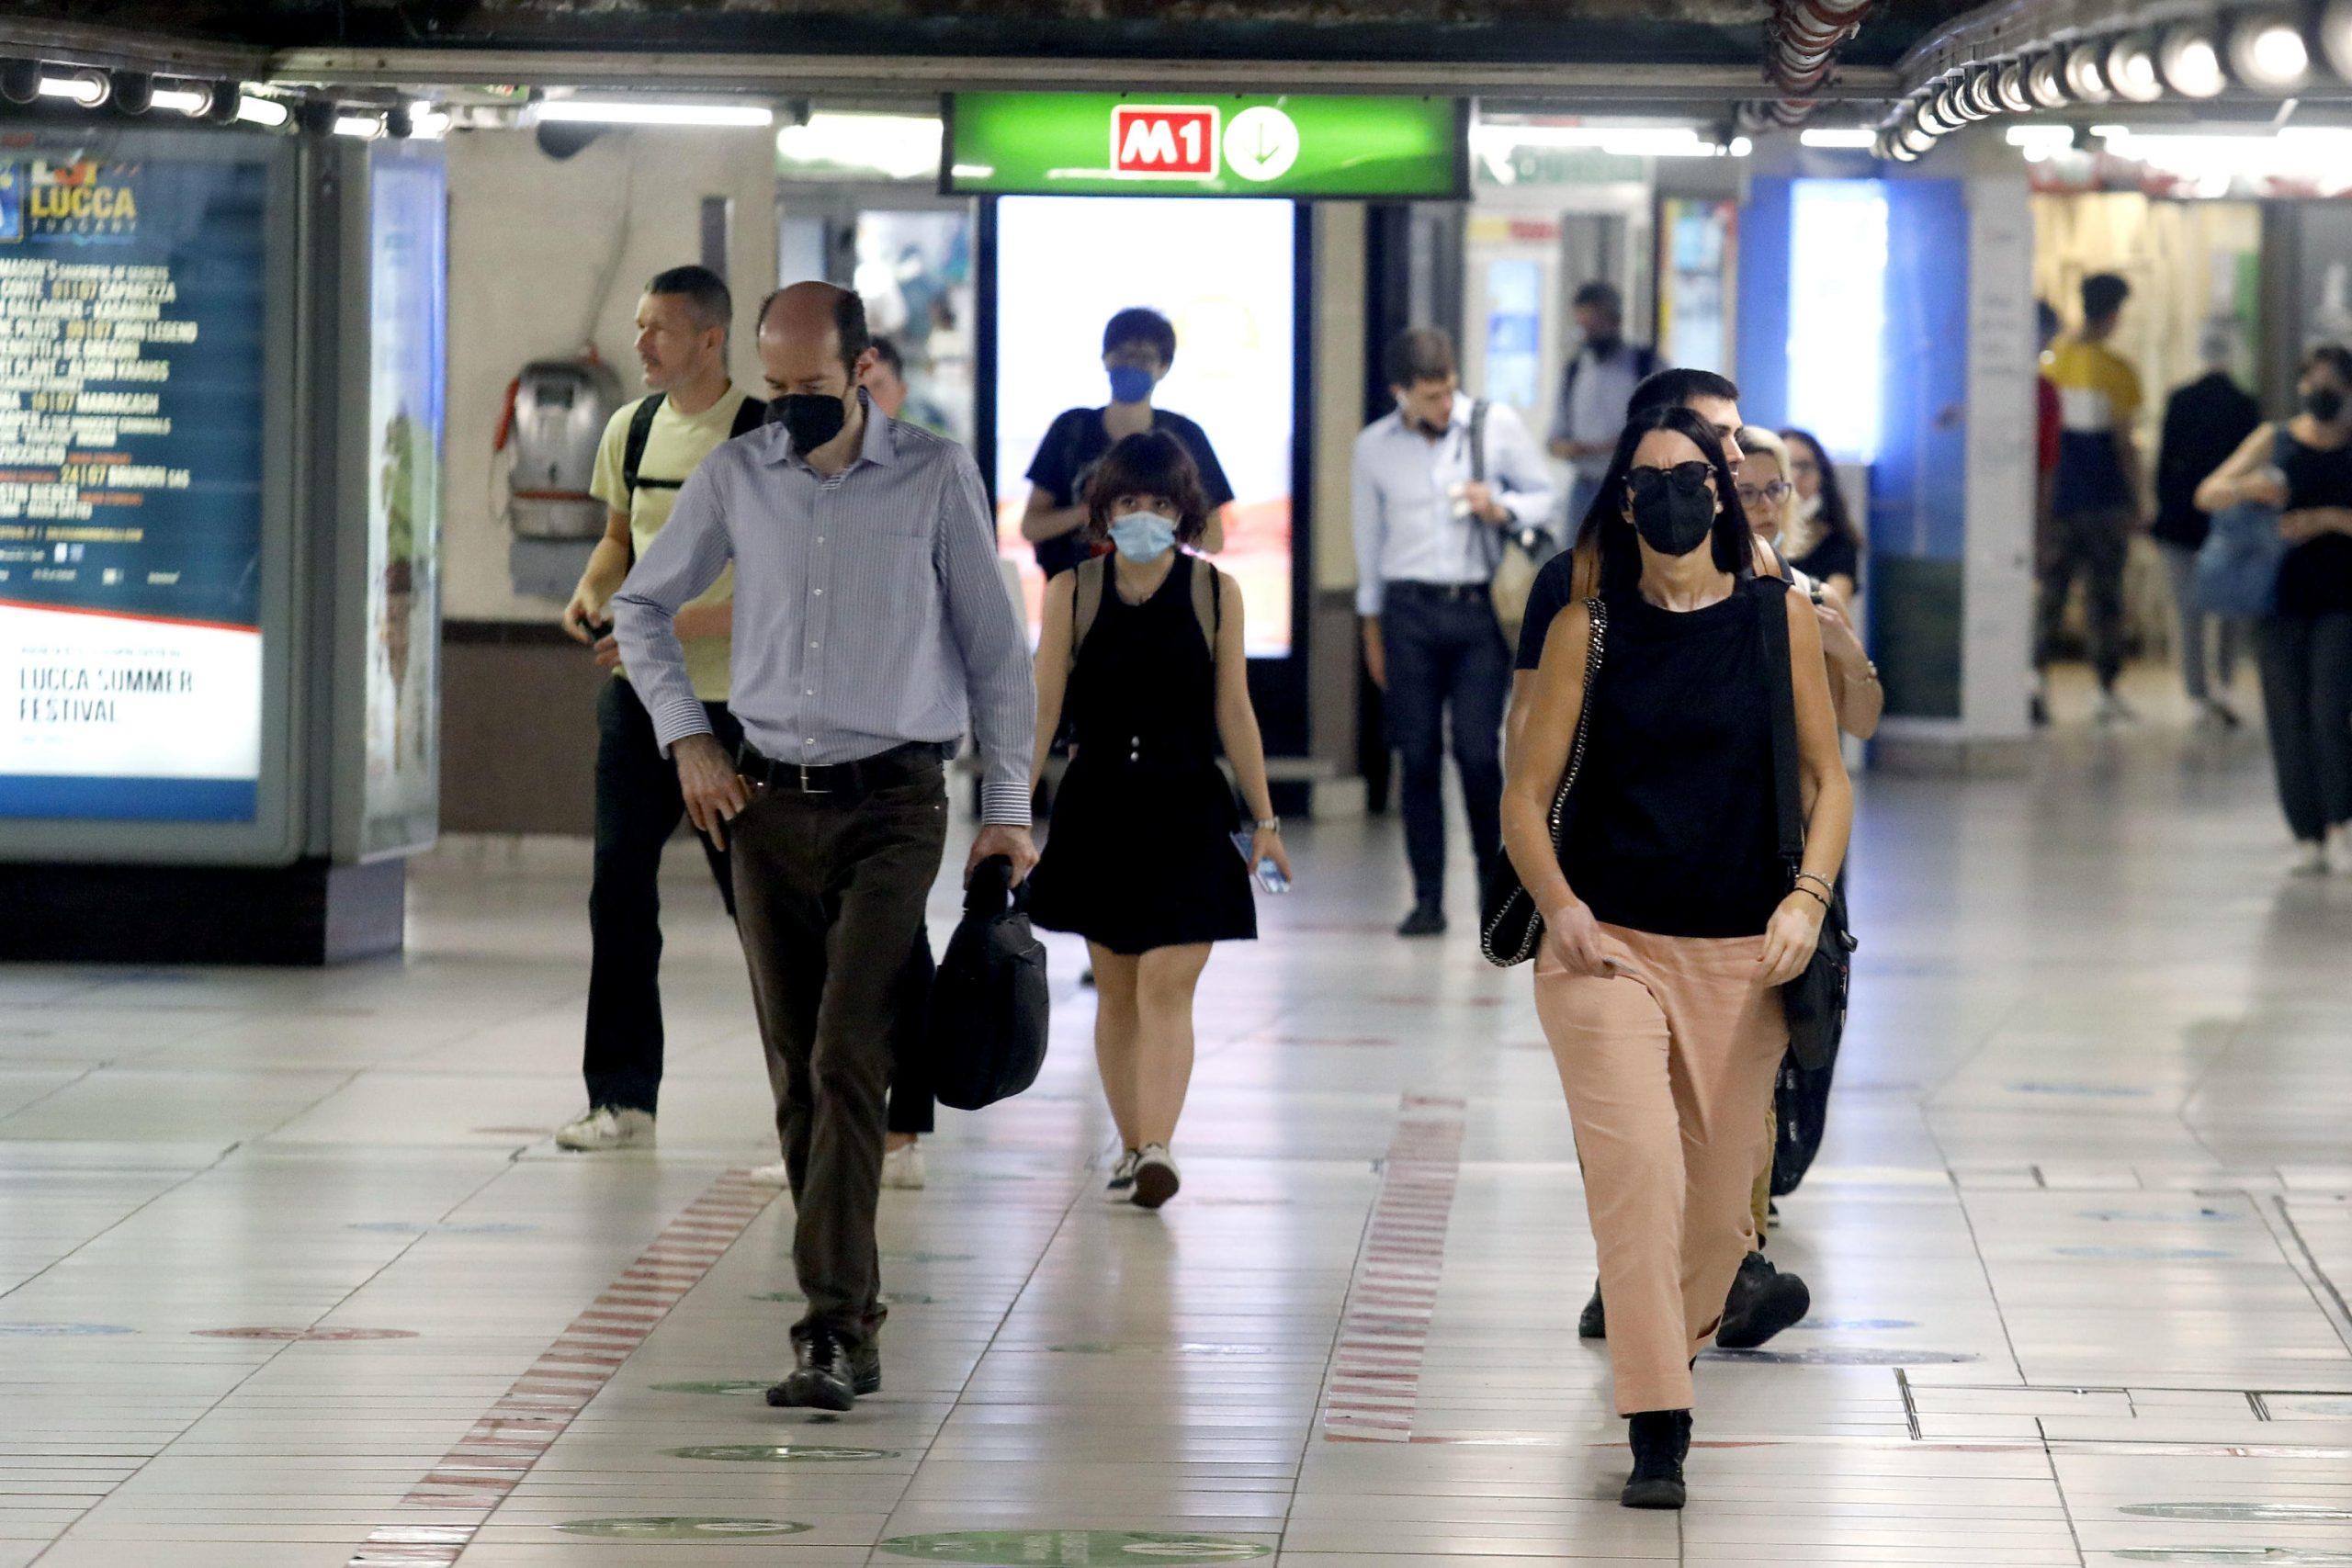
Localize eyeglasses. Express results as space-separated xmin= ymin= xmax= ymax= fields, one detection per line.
xmin=1626 ymin=462 xmax=1715 ymax=502
xmin=1735 ymin=480 xmax=1793 ymax=506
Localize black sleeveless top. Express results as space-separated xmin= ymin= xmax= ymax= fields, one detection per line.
xmin=1067 ymin=553 xmax=1219 ymax=764
xmin=2278 ymin=428 xmax=2352 ymax=619
xmin=1559 ymin=579 xmax=1784 ymax=938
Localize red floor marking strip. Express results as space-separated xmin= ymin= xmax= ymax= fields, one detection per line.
xmin=345 ymin=1171 xmax=775 ymax=1567
xmin=1319 ymin=1093 xmax=1465 ymax=1444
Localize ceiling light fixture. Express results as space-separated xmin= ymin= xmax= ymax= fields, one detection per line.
xmin=1801 ymin=127 xmax=1880 ymax=149
xmin=2106 ymin=31 xmax=2165 ymax=101
xmin=149 ymin=81 xmax=213 ymax=116
xmin=332 ymin=112 xmax=383 ymax=140
xmin=2230 ymin=7 xmax=2312 ymax=89
xmin=234 ymin=93 xmax=290 ymax=127
xmin=2322 ymin=0 xmax=2352 ymax=82
xmin=537 ymin=98 xmax=774 ymax=128
xmin=36 ymin=69 xmax=109 ymax=108
xmin=1996 ymin=61 xmax=2036 ymax=115
xmin=2157 ymin=22 xmax=2228 ymax=97
xmin=2027 ymin=51 xmax=2073 ymax=109
xmin=1966 ymin=67 xmax=2007 ymax=118
xmin=2065 ymin=39 xmax=2116 ymax=102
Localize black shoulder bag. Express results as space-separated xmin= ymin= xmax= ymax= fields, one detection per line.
xmin=1479 ymin=596 xmax=1608 ymax=967
xmin=1756 ymin=578 xmax=1857 ymax=1072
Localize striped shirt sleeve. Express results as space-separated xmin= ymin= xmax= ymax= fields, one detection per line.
xmin=935 ymin=444 xmax=1038 ymax=824
xmin=611 ymin=457 xmax=736 ymax=755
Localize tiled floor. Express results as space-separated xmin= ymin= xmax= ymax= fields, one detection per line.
xmin=5 ymin=694 xmax=2351 ymax=1565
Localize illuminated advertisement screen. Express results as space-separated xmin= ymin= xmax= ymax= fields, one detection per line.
xmin=0 ymin=152 xmax=266 ymax=821
xmin=992 ymin=194 xmax=1294 ymax=658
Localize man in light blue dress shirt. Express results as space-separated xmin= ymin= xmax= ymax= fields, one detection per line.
xmin=1352 ymin=327 xmax=1555 ymax=937
xmin=614 ymin=283 xmax=1035 ymax=1412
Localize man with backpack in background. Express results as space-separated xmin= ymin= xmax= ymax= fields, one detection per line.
xmin=1354 ymin=326 xmax=1555 ymax=938
xmin=1549 ymin=281 xmax=1659 ymax=531
xmin=555 ymin=265 xmax=765 ymax=1152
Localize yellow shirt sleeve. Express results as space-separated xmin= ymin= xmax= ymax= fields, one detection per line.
xmin=588 ymin=400 xmax=639 ymax=514
xmin=2107 ymin=354 xmax=2143 ymax=423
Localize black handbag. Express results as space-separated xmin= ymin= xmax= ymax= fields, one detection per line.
xmin=927 ymin=856 xmax=1051 ymax=1111
xmin=1770 ymin=1055 xmax=1837 ymax=1196
xmin=1479 ymin=596 xmax=1608 ymax=967
xmin=1756 ymin=578 xmax=1857 ymax=1073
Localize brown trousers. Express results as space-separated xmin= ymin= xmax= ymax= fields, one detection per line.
xmin=1536 ymin=923 xmax=1789 ymax=1416
xmin=730 ymin=766 xmax=947 ymax=1349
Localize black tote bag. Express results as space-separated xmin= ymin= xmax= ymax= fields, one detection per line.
xmin=927 ymin=856 xmax=1051 ymax=1111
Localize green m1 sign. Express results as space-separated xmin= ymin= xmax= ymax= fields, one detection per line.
xmin=944 ymin=93 xmax=1466 ymax=199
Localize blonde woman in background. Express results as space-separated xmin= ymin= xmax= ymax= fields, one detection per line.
xmin=1740 ymin=428 xmax=1883 ymax=741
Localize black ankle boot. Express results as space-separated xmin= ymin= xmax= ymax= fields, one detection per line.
xmin=1621 ymin=1409 xmax=1691 ymax=1509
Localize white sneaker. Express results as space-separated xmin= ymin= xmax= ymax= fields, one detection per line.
xmin=1103 ymin=1149 xmax=1140 ymax=1203
xmin=882 ymin=1143 xmax=927 ymax=1190
xmin=555 ymin=1107 xmax=655 ymax=1151
xmin=1131 ymin=1144 xmax=1181 ymax=1210
xmin=745 ymin=1158 xmax=790 ymax=1185
xmin=2291 ymin=840 xmax=2331 ymax=877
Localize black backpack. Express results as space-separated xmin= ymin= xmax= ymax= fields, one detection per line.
xmin=926 ymin=857 xmax=1051 ymax=1111
xmin=620 ymin=391 xmax=768 ymax=502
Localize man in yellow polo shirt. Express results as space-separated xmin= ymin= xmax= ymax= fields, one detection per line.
xmin=556 ymin=265 xmax=763 ymax=1152
xmin=2039 ymin=272 xmax=2149 ymax=724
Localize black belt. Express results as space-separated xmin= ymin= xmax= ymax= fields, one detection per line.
xmin=1386 ymin=580 xmax=1490 ymax=604
xmin=738 ymin=739 xmax=948 ymax=796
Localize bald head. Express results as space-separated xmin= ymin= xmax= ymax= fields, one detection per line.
xmin=757 ymin=282 xmax=873 ymax=398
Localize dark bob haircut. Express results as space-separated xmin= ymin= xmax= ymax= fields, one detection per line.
xmin=1083 ymin=430 xmax=1212 ymax=546
xmin=1574 ymin=403 xmax=1753 ymax=594
xmin=1103 ymin=307 xmax=1178 ymax=366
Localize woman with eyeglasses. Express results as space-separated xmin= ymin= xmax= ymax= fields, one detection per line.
xmin=1503 ymin=403 xmax=1852 ymax=1511
xmin=1739 ymin=427 xmax=1883 ymax=741
xmin=1779 ymin=427 xmax=1863 ymax=610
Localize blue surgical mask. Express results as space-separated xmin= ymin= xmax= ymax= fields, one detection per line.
xmin=1108 ymin=511 xmax=1177 ymax=562
xmin=1108 ymin=365 xmax=1155 ymax=405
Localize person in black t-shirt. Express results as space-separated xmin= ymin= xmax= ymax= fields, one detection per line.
xmin=1020 ymin=308 xmax=1235 ymax=578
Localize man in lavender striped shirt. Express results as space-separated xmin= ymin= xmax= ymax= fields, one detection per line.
xmin=613 ymin=283 xmax=1035 ymax=1411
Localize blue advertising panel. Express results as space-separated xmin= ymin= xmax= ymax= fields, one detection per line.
xmin=0 ymin=150 xmax=268 ymax=821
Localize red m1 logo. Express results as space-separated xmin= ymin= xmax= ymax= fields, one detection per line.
xmin=1110 ymin=106 xmax=1221 ymax=178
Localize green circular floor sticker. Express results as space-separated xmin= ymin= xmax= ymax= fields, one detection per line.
xmin=878 ymin=1531 xmax=1272 ymax=1563
xmin=665 ymin=1443 xmax=898 ymax=1462
xmin=556 ymin=1517 xmax=808 ymax=1539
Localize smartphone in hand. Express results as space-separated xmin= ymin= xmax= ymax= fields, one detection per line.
xmin=1231 ymin=832 xmax=1290 ymax=895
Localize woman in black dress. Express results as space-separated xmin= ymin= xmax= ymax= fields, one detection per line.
xmin=2196 ymin=344 xmax=2352 ymax=874
xmin=1027 ymin=432 xmax=1290 ymax=1209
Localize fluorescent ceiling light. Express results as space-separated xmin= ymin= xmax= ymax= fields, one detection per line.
xmin=777 ymin=112 xmax=943 ymax=181
xmin=150 ymin=85 xmax=210 ymax=116
xmin=1473 ymin=124 xmax=1729 ymax=158
xmin=539 ymin=98 xmax=773 ymax=128
xmin=235 ymin=93 xmax=289 ymax=127
xmin=1801 ymin=128 xmax=1880 ymax=149
xmin=2006 ymin=124 xmax=2076 ymax=163
xmin=333 ymin=113 xmax=382 ymax=140
xmin=408 ymin=102 xmax=451 ymax=140
xmin=37 ymin=72 xmax=107 ymax=107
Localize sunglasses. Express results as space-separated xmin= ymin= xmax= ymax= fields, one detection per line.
xmin=1626 ymin=462 xmax=1716 ymax=502
xmin=1736 ymin=480 xmax=1793 ymax=506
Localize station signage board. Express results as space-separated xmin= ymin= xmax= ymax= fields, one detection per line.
xmin=944 ymin=93 xmax=1466 ymax=199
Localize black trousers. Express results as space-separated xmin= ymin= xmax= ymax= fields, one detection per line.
xmin=2035 ymin=506 xmax=2132 ymax=689
xmin=584 ymin=678 xmax=743 ymax=1115
xmin=2255 ymin=612 xmax=2352 ymax=843
xmin=1382 ymin=582 xmax=1510 ymax=908
xmin=731 ymin=763 xmax=948 ymax=1348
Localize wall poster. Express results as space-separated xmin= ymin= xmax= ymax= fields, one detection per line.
xmin=0 ymin=147 xmax=268 ymax=821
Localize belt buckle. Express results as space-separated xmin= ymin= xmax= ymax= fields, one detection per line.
xmin=798 ymin=763 xmax=830 ymax=795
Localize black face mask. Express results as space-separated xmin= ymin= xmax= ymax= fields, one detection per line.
xmin=1626 ymin=464 xmax=1719 ymax=558
xmin=773 ymin=390 xmax=851 ymax=453
xmin=1587 ymin=333 xmax=1623 ymax=360
xmin=2306 ymin=387 xmax=2346 ymax=424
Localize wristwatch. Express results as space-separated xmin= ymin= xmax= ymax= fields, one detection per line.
xmin=1254 ymin=818 xmax=1282 ymax=834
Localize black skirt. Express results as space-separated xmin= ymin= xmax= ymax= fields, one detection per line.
xmin=1027 ymin=753 xmax=1258 ymax=955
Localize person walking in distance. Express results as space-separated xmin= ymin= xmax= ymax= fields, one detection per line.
xmin=612 ymin=283 xmax=1036 ymax=1411
xmin=1024 ymin=433 xmax=1291 ymax=1209
xmin=555 ymin=265 xmax=763 ymax=1154
xmin=2196 ymin=344 xmax=2352 ymax=874
xmin=1355 ymin=327 xmax=1556 ymax=937
xmin=1549 ymin=282 xmax=1659 ymax=529
xmin=1776 ymin=427 xmax=1864 ymax=611
xmin=1504 ymin=403 xmax=1851 ymax=1509
xmin=2040 ymin=274 xmax=2149 ymax=724
xmin=2154 ymin=323 xmax=2262 ymax=729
